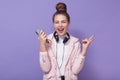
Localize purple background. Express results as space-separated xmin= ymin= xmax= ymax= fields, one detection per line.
xmin=0 ymin=0 xmax=120 ymax=80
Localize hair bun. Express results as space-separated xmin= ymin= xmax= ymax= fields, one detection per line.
xmin=56 ymin=2 xmax=67 ymax=12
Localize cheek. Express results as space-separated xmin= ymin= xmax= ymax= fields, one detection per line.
xmin=64 ymin=24 xmax=69 ymax=29
xmin=53 ymin=25 xmax=58 ymax=31
xmin=53 ymin=24 xmax=57 ymax=28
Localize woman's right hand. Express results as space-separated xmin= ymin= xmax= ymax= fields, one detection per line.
xmin=39 ymin=30 xmax=47 ymax=52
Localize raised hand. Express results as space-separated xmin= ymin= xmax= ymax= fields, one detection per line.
xmin=39 ymin=30 xmax=47 ymax=45
xmin=39 ymin=30 xmax=47 ymax=52
xmin=82 ymin=35 xmax=94 ymax=50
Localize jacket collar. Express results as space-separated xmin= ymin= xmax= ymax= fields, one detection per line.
xmin=47 ymin=33 xmax=78 ymax=66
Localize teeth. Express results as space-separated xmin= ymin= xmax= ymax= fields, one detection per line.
xmin=58 ymin=29 xmax=64 ymax=31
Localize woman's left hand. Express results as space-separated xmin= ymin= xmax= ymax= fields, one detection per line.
xmin=82 ymin=35 xmax=94 ymax=50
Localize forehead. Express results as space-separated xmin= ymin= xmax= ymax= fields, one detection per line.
xmin=54 ymin=14 xmax=67 ymax=21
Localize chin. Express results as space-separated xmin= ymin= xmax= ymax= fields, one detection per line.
xmin=57 ymin=32 xmax=66 ymax=36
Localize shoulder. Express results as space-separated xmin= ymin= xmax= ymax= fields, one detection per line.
xmin=70 ymin=35 xmax=79 ymax=42
xmin=69 ymin=35 xmax=81 ymax=45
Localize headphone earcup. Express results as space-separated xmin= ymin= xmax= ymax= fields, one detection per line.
xmin=55 ymin=35 xmax=59 ymax=42
xmin=63 ymin=32 xmax=70 ymax=44
xmin=63 ymin=37 xmax=68 ymax=44
xmin=54 ymin=31 xmax=59 ymax=42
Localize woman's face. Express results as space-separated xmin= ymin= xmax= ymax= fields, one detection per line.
xmin=53 ymin=14 xmax=69 ymax=36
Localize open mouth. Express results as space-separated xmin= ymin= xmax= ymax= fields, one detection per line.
xmin=58 ymin=28 xmax=64 ymax=33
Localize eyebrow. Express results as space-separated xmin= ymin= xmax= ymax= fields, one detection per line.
xmin=55 ymin=20 xmax=67 ymax=22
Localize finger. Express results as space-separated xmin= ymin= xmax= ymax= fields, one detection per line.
xmin=82 ymin=41 xmax=87 ymax=44
xmin=82 ymin=39 xmax=88 ymax=44
xmin=42 ymin=30 xmax=47 ymax=37
xmin=40 ymin=29 xmax=45 ymax=35
xmin=40 ymin=29 xmax=43 ymax=35
xmin=89 ymin=35 xmax=94 ymax=42
xmin=41 ymin=33 xmax=47 ymax=40
xmin=40 ymin=30 xmax=44 ymax=35
xmin=40 ymin=30 xmax=46 ymax=37
xmin=43 ymin=34 xmax=47 ymax=39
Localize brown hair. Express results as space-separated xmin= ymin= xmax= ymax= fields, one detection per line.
xmin=52 ymin=2 xmax=70 ymax=23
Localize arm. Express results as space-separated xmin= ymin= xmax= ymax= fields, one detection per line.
xmin=39 ymin=30 xmax=51 ymax=73
xmin=72 ymin=35 xmax=94 ymax=74
xmin=39 ymin=52 xmax=51 ymax=73
xmin=71 ymin=42 xmax=85 ymax=75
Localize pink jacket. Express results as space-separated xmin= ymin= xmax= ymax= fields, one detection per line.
xmin=39 ymin=33 xmax=85 ymax=80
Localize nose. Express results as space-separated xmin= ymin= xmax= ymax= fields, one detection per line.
xmin=58 ymin=23 xmax=62 ymax=27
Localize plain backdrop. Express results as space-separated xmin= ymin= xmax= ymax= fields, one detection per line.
xmin=0 ymin=0 xmax=120 ymax=80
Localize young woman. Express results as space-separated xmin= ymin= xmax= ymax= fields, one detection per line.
xmin=39 ymin=2 xmax=94 ymax=80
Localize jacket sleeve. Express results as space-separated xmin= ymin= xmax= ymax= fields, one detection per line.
xmin=71 ymin=41 xmax=85 ymax=75
xmin=39 ymin=52 xmax=51 ymax=73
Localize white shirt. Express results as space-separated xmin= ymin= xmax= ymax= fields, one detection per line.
xmin=56 ymin=35 xmax=68 ymax=76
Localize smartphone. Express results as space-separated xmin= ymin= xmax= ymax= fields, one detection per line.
xmin=35 ymin=29 xmax=40 ymax=36
xmin=35 ymin=29 xmax=49 ymax=43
